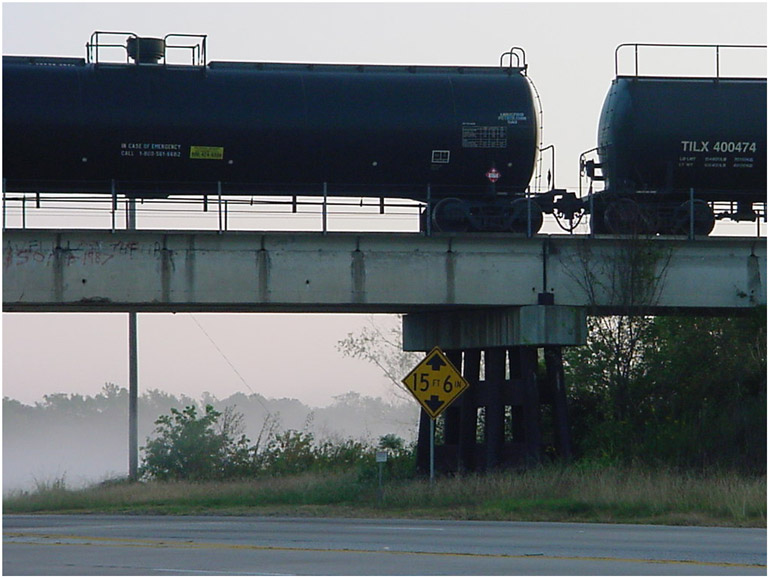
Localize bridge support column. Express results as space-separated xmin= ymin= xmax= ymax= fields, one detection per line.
xmin=484 ymin=348 xmax=506 ymax=471
xmin=517 ymin=346 xmax=542 ymax=466
xmin=545 ymin=345 xmax=572 ymax=460
xmin=457 ymin=350 xmax=480 ymax=473
xmin=405 ymin=306 xmax=585 ymax=474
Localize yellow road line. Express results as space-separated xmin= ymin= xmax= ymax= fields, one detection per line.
xmin=4 ymin=532 xmax=765 ymax=570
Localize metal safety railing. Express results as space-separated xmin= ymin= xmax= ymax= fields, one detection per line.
xmin=1 ymin=188 xmax=426 ymax=236
xmin=3 ymin=185 xmax=766 ymax=239
xmin=615 ymin=43 xmax=767 ymax=78
xmin=86 ymin=31 xmax=207 ymax=66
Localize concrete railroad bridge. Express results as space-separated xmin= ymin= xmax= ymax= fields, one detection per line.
xmin=3 ymin=229 xmax=766 ymax=473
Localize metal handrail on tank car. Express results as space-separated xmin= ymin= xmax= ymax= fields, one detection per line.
xmin=163 ymin=33 xmax=207 ymax=66
xmin=499 ymin=47 xmax=527 ymax=73
xmin=614 ymin=43 xmax=767 ymax=78
xmin=86 ymin=31 xmax=207 ymax=66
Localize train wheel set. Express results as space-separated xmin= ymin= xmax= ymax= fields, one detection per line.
xmin=431 ymin=196 xmax=544 ymax=234
xmin=587 ymin=198 xmax=717 ymax=236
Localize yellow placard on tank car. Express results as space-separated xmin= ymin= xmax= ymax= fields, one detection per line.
xmin=190 ymin=146 xmax=224 ymax=160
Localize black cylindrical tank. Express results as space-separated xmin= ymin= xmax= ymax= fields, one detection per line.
xmin=597 ymin=76 xmax=767 ymax=201
xmin=3 ymin=56 xmax=539 ymax=198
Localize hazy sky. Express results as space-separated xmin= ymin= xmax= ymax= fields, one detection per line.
xmin=2 ymin=2 xmax=767 ymax=406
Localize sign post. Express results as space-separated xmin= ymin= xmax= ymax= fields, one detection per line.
xmin=375 ymin=451 xmax=388 ymax=503
xmin=429 ymin=417 xmax=435 ymax=483
xmin=402 ymin=346 xmax=469 ymax=483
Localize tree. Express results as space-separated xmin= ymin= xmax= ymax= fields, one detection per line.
xmin=563 ymin=235 xmax=673 ymax=424
xmin=141 ymin=404 xmax=251 ymax=481
xmin=565 ymin=312 xmax=766 ymax=472
xmin=560 ymin=236 xmax=765 ymax=472
xmin=634 ymin=313 xmax=766 ymax=471
xmin=336 ymin=315 xmax=421 ymax=402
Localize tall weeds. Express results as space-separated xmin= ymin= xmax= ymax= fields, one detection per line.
xmin=5 ymin=464 xmax=765 ymax=527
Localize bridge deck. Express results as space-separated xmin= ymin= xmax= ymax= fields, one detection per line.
xmin=3 ymin=229 xmax=765 ymax=314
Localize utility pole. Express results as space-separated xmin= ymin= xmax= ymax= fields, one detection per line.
xmin=127 ymin=198 xmax=138 ymax=480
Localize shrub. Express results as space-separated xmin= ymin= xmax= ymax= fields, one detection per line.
xmin=141 ymin=404 xmax=251 ymax=481
xmin=141 ymin=404 xmax=418 ymax=483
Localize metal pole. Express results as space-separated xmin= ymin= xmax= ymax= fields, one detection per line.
xmin=127 ymin=197 xmax=138 ymax=481
xmin=127 ymin=198 xmax=136 ymax=229
xmin=322 ymin=182 xmax=328 ymax=234
xmin=111 ymin=180 xmax=117 ymax=233
xmin=527 ymin=193 xmax=532 ymax=238
xmin=378 ymin=462 xmax=384 ymax=504
xmin=128 ymin=311 xmax=138 ymax=480
xmin=218 ymin=181 xmax=223 ymax=234
xmin=429 ymin=417 xmax=435 ymax=484
xmin=634 ymin=44 xmax=639 ymax=76
xmin=2 ymin=178 xmax=6 ymax=230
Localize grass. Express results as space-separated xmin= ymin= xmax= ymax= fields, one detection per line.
xmin=3 ymin=465 xmax=766 ymax=527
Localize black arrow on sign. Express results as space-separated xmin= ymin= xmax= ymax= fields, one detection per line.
xmin=424 ymin=395 xmax=445 ymax=413
xmin=425 ymin=353 xmax=446 ymax=372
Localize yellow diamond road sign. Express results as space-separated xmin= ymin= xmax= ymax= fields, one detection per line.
xmin=402 ymin=346 xmax=470 ymax=419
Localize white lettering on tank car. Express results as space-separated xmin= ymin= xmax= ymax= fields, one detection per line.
xmin=713 ymin=141 xmax=757 ymax=153
xmin=120 ymin=142 xmax=183 ymax=158
xmin=462 ymin=126 xmax=508 ymax=149
xmin=681 ymin=140 xmax=757 ymax=154
xmin=497 ymin=112 xmax=528 ymax=125
xmin=680 ymin=140 xmax=710 ymax=152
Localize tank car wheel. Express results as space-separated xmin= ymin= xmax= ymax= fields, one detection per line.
xmin=604 ymin=199 xmax=652 ymax=235
xmin=432 ymin=197 xmax=470 ymax=232
xmin=509 ymin=198 xmax=543 ymax=235
xmin=673 ymin=200 xmax=715 ymax=236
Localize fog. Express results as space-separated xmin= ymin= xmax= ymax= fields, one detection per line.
xmin=3 ymin=386 xmax=419 ymax=493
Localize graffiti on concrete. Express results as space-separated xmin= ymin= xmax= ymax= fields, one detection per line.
xmin=4 ymin=239 xmax=164 ymax=268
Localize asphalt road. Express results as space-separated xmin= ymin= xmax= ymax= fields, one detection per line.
xmin=3 ymin=514 xmax=766 ymax=575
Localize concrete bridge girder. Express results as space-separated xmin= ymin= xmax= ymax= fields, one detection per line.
xmin=2 ymin=230 xmax=765 ymax=314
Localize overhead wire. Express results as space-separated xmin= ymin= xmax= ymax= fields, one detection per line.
xmin=187 ymin=313 xmax=272 ymax=415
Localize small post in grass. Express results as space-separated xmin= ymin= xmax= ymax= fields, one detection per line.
xmin=376 ymin=450 xmax=388 ymax=503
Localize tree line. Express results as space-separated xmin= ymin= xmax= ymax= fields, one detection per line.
xmin=564 ymin=312 xmax=766 ymax=473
